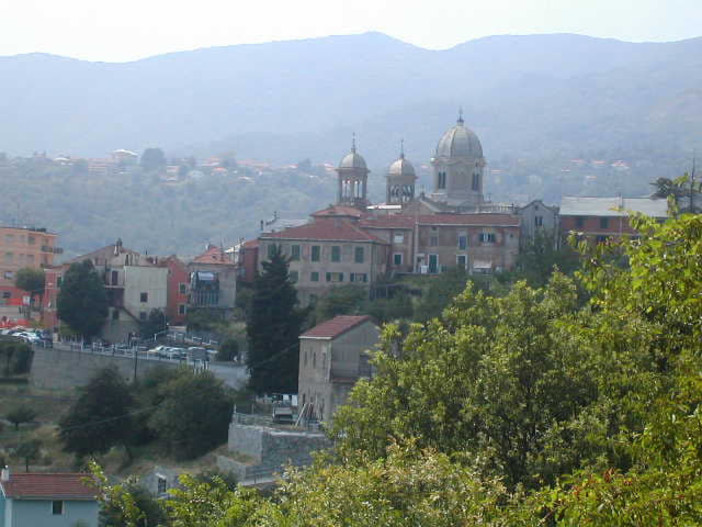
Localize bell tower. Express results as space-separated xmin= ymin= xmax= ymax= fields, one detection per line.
xmin=336 ymin=134 xmax=370 ymax=209
xmin=386 ymin=140 xmax=417 ymax=205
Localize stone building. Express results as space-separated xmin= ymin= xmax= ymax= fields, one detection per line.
xmin=187 ymin=244 xmax=237 ymax=316
xmin=298 ymin=315 xmax=379 ymax=423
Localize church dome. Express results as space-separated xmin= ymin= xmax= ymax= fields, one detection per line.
xmin=339 ymin=150 xmax=367 ymax=170
xmin=388 ymin=154 xmax=416 ymax=178
xmin=435 ymin=115 xmax=483 ymax=159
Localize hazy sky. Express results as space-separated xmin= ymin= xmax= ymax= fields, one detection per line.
xmin=1 ymin=0 xmax=700 ymax=62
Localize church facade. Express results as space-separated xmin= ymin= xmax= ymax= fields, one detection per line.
xmin=257 ymin=114 xmax=527 ymax=305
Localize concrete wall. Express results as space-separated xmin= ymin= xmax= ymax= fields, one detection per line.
xmin=6 ymin=499 xmax=98 ymax=527
xmin=30 ymin=347 xmax=178 ymax=390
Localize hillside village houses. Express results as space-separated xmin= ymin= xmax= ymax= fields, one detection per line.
xmin=41 ymin=240 xmax=237 ymax=342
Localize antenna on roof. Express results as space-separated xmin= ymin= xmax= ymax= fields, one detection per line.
xmin=351 ymin=132 xmax=357 ymax=153
xmin=400 ymin=138 xmax=405 ymax=159
xmin=457 ymin=107 xmax=464 ymax=125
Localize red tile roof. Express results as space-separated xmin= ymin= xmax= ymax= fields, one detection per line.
xmin=192 ymin=245 xmax=233 ymax=265
xmin=360 ymin=215 xmax=416 ymax=229
xmin=242 ymin=239 xmax=259 ymax=248
xmin=311 ymin=205 xmax=364 ymax=219
xmin=262 ymin=218 xmax=386 ymax=243
xmin=301 ymin=315 xmax=372 ymax=339
xmin=417 ymin=213 xmax=520 ymax=227
xmin=1 ymin=473 xmax=97 ymax=500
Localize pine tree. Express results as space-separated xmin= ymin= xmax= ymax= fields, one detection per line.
xmin=246 ymin=245 xmax=306 ymax=394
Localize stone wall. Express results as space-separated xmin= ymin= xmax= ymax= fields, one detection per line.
xmin=222 ymin=422 xmax=330 ymax=481
xmin=30 ymin=347 xmax=178 ymax=390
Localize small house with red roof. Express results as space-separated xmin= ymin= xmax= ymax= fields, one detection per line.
xmin=0 ymin=468 xmax=98 ymax=527
xmin=298 ymin=315 xmax=379 ymax=423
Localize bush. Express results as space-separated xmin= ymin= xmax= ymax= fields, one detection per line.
xmin=216 ymin=338 xmax=239 ymax=361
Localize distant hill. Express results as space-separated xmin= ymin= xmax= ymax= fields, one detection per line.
xmin=0 ymin=32 xmax=700 ymax=165
xmin=1 ymin=32 xmax=701 ymax=257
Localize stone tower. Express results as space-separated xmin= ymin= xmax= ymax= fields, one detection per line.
xmin=336 ymin=135 xmax=370 ymax=209
xmin=430 ymin=111 xmax=486 ymax=208
xmin=386 ymin=141 xmax=417 ymax=205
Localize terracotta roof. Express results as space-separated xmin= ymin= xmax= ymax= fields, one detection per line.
xmin=242 ymin=239 xmax=259 ymax=248
xmin=192 ymin=245 xmax=233 ymax=265
xmin=311 ymin=205 xmax=364 ymax=219
xmin=360 ymin=215 xmax=416 ymax=229
xmin=417 ymin=213 xmax=520 ymax=227
xmin=301 ymin=315 xmax=372 ymax=339
xmin=1 ymin=473 xmax=97 ymax=500
xmin=261 ymin=218 xmax=386 ymax=243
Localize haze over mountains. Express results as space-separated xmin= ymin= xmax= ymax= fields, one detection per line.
xmin=1 ymin=32 xmax=701 ymax=165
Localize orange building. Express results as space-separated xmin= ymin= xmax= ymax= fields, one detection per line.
xmin=0 ymin=226 xmax=61 ymax=306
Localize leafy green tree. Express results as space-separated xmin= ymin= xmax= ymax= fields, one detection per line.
xmin=148 ymin=370 xmax=232 ymax=460
xmin=313 ymin=285 xmax=367 ymax=323
xmin=15 ymin=439 xmax=41 ymax=472
xmin=14 ymin=267 xmax=45 ymax=299
xmin=6 ymin=404 xmax=36 ymax=430
xmin=57 ymin=260 xmax=108 ymax=340
xmin=59 ymin=367 xmax=135 ymax=458
xmin=139 ymin=308 xmax=167 ymax=340
xmin=0 ymin=339 xmax=33 ymax=376
xmin=216 ymin=338 xmax=239 ymax=361
xmin=414 ymin=267 xmax=474 ymax=321
xmin=139 ymin=148 xmax=166 ymax=172
xmin=246 ymin=245 xmax=306 ymax=394
xmin=98 ymin=476 xmax=167 ymax=527
xmin=512 ymin=230 xmax=579 ymax=287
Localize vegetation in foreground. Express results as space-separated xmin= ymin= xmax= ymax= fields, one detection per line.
xmin=90 ymin=212 xmax=702 ymax=525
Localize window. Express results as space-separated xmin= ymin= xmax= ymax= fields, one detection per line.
xmin=289 ymin=270 xmax=299 ymax=283
xmin=457 ymin=233 xmax=467 ymax=250
xmin=575 ymin=216 xmax=585 ymax=228
xmin=178 ymin=304 xmax=186 ymax=315
xmin=438 ymin=171 xmax=446 ymax=189
xmin=331 ymin=246 xmax=341 ymax=262
xmin=291 ymin=244 xmax=301 ymax=261
xmin=111 ymin=270 xmax=119 ymax=285
xmin=304 ymin=351 xmax=308 ymax=367
xmin=26 ymin=254 xmax=35 ymax=264
xmin=57 ymin=276 xmax=62 ymax=287
xmin=393 ymin=233 xmax=404 ymax=244
xmin=112 ymin=309 xmax=119 ymax=320
xmin=457 ymin=255 xmax=467 ymax=268
xmin=4 ymin=252 xmax=13 ymax=263
xmin=479 ymin=233 xmax=496 ymax=243
xmin=267 ymin=243 xmax=277 ymax=259
xmin=393 ymin=253 xmax=403 ymax=266
xmin=3 ymin=271 xmax=14 ymax=280
xmin=354 ymin=246 xmax=364 ymax=263
xmin=428 ymin=254 xmax=439 ymax=274
xmin=2 ymin=292 xmax=10 ymax=299
xmin=326 ymin=272 xmax=344 ymax=283
xmin=350 ymin=273 xmax=368 ymax=283
xmin=430 ymin=236 xmax=438 ymax=247
xmin=596 ymin=235 xmax=610 ymax=244
xmin=27 ymin=235 xmax=36 ymax=245
xmin=52 ymin=501 xmax=64 ymax=515
xmin=157 ymin=476 xmax=168 ymax=495
xmin=179 ymin=283 xmax=187 ymax=294
xmin=600 ymin=217 xmax=609 ymax=229
xmin=313 ymin=352 xmax=316 ymax=368
xmin=311 ymin=245 xmax=320 ymax=262
xmin=310 ymin=271 xmax=319 ymax=282
xmin=471 ymin=173 xmax=480 ymax=191
xmin=139 ymin=311 xmax=147 ymax=321
xmin=535 ymin=216 xmax=543 ymax=227
xmin=322 ymin=352 xmax=327 ymax=370
xmin=140 ymin=292 xmax=148 ymax=303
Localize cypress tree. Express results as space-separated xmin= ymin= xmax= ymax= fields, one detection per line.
xmin=246 ymin=245 xmax=305 ymax=394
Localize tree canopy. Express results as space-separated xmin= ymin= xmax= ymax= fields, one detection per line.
xmin=59 ymin=367 xmax=135 ymax=458
xmin=246 ymin=245 xmax=306 ymax=394
xmin=57 ymin=260 xmax=108 ymax=339
xmin=14 ymin=267 xmax=45 ymax=297
xmin=139 ymin=147 xmax=166 ymax=171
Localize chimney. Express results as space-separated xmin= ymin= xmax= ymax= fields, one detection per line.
xmin=1 ymin=466 xmax=9 ymax=481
